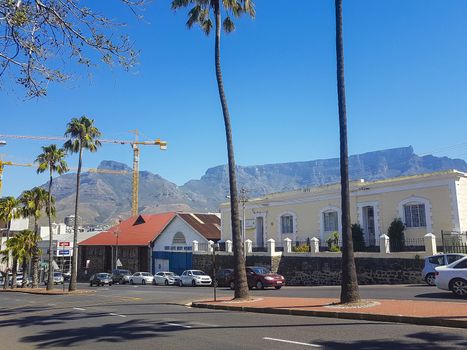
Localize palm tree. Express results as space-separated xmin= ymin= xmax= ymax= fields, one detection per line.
xmin=19 ymin=187 xmax=50 ymax=288
xmin=64 ymin=116 xmax=101 ymax=291
xmin=1 ymin=234 xmax=22 ymax=289
xmin=36 ymin=145 xmax=68 ymax=290
xmin=171 ymin=0 xmax=255 ymax=301
xmin=335 ymin=0 xmax=360 ymax=304
xmin=16 ymin=229 xmax=38 ymax=288
xmin=0 ymin=196 xmax=20 ymax=289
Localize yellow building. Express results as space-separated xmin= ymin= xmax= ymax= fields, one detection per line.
xmin=220 ymin=170 xmax=467 ymax=248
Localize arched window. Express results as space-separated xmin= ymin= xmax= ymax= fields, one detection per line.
xmin=279 ymin=212 xmax=296 ymax=235
xmin=172 ymin=232 xmax=186 ymax=245
xmin=398 ymin=197 xmax=432 ymax=231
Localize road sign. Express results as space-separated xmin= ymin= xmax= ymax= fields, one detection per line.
xmin=116 ymin=259 xmax=122 ymax=267
xmin=52 ymin=260 xmax=59 ymax=270
xmin=57 ymin=249 xmax=71 ymax=256
xmin=58 ymin=241 xmax=71 ymax=247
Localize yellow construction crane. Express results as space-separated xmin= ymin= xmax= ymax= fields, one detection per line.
xmin=0 ymin=159 xmax=128 ymax=197
xmin=0 ymin=133 xmax=167 ymax=216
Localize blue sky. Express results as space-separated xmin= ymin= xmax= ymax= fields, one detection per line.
xmin=1 ymin=0 xmax=467 ymax=197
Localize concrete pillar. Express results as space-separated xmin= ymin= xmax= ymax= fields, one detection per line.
xmin=192 ymin=240 xmax=199 ymax=253
xmin=379 ymin=234 xmax=390 ymax=254
xmin=225 ymin=240 xmax=233 ymax=253
xmin=244 ymin=239 xmax=253 ymax=255
xmin=310 ymin=237 xmax=320 ymax=254
xmin=284 ymin=238 xmax=292 ymax=254
xmin=207 ymin=240 xmax=214 ymax=253
xmin=267 ymin=238 xmax=276 ymax=255
xmin=424 ymin=233 xmax=437 ymax=255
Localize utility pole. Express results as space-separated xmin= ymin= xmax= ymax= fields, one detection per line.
xmin=239 ymin=188 xmax=249 ymax=253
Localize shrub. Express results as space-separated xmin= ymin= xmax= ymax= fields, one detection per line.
xmin=351 ymin=224 xmax=365 ymax=251
xmin=327 ymin=231 xmax=340 ymax=252
xmin=292 ymin=244 xmax=310 ymax=253
xmin=388 ymin=218 xmax=405 ymax=252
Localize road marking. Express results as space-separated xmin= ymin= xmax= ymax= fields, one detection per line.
xmin=166 ymin=323 xmax=192 ymax=329
xmin=263 ymin=337 xmax=322 ymax=348
xmin=109 ymin=313 xmax=127 ymax=318
xmin=72 ymin=307 xmax=86 ymax=311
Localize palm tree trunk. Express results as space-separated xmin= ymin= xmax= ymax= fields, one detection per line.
xmin=21 ymin=258 xmax=28 ymax=287
xmin=214 ymin=0 xmax=249 ymax=300
xmin=335 ymin=0 xmax=360 ymax=304
xmin=3 ymin=223 xmax=11 ymax=289
xmin=69 ymin=146 xmax=83 ymax=292
xmin=11 ymin=256 xmax=17 ymax=289
xmin=31 ymin=218 xmax=39 ymax=288
xmin=47 ymin=172 xmax=54 ymax=290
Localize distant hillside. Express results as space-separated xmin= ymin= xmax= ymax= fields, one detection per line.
xmin=44 ymin=146 xmax=467 ymax=224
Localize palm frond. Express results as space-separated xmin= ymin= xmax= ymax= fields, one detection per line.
xmin=223 ymin=16 xmax=235 ymax=33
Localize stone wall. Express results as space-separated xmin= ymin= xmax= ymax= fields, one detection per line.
xmin=192 ymin=253 xmax=425 ymax=285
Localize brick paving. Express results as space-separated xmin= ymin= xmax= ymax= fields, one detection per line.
xmin=192 ymin=296 xmax=467 ymax=329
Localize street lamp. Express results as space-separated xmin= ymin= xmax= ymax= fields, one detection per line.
xmin=114 ymin=217 xmax=122 ymax=270
xmin=239 ymin=188 xmax=249 ymax=253
xmin=212 ymin=242 xmax=220 ymax=301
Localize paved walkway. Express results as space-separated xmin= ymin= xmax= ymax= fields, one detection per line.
xmin=192 ymin=296 xmax=467 ymax=329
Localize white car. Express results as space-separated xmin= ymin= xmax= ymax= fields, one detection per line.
xmin=435 ymin=256 xmax=467 ymax=297
xmin=129 ymin=272 xmax=154 ymax=285
xmin=154 ymin=271 xmax=180 ymax=286
xmin=179 ymin=270 xmax=212 ymax=287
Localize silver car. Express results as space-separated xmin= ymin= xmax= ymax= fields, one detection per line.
xmin=154 ymin=271 xmax=180 ymax=286
xmin=422 ymin=253 xmax=466 ymax=285
xmin=178 ymin=270 xmax=212 ymax=287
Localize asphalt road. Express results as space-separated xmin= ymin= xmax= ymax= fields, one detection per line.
xmin=1 ymin=284 xmax=466 ymax=349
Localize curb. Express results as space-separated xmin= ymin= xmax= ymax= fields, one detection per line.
xmin=191 ymin=302 xmax=467 ymax=329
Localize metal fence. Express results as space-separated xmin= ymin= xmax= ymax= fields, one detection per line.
xmin=442 ymin=230 xmax=467 ymax=254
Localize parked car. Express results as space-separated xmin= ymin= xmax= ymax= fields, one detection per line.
xmin=215 ymin=268 xmax=233 ymax=287
xmin=179 ymin=270 xmax=212 ymax=287
xmin=422 ymin=253 xmax=466 ymax=285
xmin=62 ymin=271 xmax=71 ymax=282
xmin=129 ymin=272 xmax=154 ymax=285
xmin=435 ymin=256 xmax=467 ymax=297
xmin=111 ymin=269 xmax=132 ymax=284
xmin=89 ymin=273 xmax=113 ymax=287
xmin=45 ymin=272 xmax=64 ymax=285
xmin=1 ymin=273 xmax=30 ymax=287
xmin=154 ymin=271 xmax=180 ymax=286
xmin=229 ymin=266 xmax=285 ymax=290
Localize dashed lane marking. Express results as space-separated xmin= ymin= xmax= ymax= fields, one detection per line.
xmin=72 ymin=307 xmax=86 ymax=311
xmin=263 ymin=337 xmax=322 ymax=348
xmin=109 ymin=313 xmax=127 ymax=318
xmin=165 ymin=323 xmax=192 ymax=329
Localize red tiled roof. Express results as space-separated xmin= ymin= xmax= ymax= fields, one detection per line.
xmin=178 ymin=213 xmax=221 ymax=241
xmin=79 ymin=212 xmax=176 ymax=246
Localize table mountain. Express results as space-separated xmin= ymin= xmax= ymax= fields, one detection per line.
xmin=45 ymin=146 xmax=467 ymax=224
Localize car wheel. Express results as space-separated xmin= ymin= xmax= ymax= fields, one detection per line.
xmin=179 ymin=280 xmax=183 ymax=287
xmin=142 ymin=279 xmax=146 ymax=285
xmin=274 ymin=286 xmax=282 ymax=290
xmin=191 ymin=279 xmax=196 ymax=287
xmin=425 ymin=273 xmax=436 ymax=286
xmin=450 ymin=278 xmax=467 ymax=297
xmin=256 ymin=281 xmax=264 ymax=290
xmin=152 ymin=279 xmax=157 ymax=285
xmin=90 ymin=282 xmax=93 ymax=287
xmin=229 ymin=281 xmax=235 ymax=290
xmin=165 ymin=279 xmax=169 ymax=286
xmin=130 ymin=279 xmax=134 ymax=285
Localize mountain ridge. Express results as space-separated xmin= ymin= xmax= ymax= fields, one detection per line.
xmin=41 ymin=146 xmax=467 ymax=224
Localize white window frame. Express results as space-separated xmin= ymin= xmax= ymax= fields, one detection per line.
xmin=398 ymin=197 xmax=432 ymax=233
xmin=277 ymin=211 xmax=297 ymax=240
xmin=319 ymin=206 xmax=342 ymax=244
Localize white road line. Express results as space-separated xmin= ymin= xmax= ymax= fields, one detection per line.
xmin=166 ymin=323 xmax=192 ymax=329
xmin=263 ymin=337 xmax=322 ymax=348
xmin=72 ymin=307 xmax=86 ymax=311
xmin=109 ymin=313 xmax=127 ymax=318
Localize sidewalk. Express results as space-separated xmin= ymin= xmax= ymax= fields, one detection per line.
xmin=192 ymin=296 xmax=467 ymax=329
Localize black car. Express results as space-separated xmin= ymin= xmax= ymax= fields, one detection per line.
xmin=111 ymin=269 xmax=132 ymax=284
xmin=215 ymin=268 xmax=233 ymax=287
xmin=90 ymin=273 xmax=113 ymax=287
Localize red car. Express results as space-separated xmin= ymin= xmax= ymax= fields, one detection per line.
xmin=229 ymin=266 xmax=285 ymax=290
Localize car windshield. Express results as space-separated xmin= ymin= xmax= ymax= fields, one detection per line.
xmin=166 ymin=272 xmax=175 ymax=276
xmin=192 ymin=271 xmax=206 ymax=276
xmin=142 ymin=273 xmax=152 ymax=276
xmin=118 ymin=270 xmax=130 ymax=275
xmin=250 ymin=267 xmax=269 ymax=274
xmin=53 ymin=272 xmax=62 ymax=277
xmin=97 ymin=273 xmax=110 ymax=278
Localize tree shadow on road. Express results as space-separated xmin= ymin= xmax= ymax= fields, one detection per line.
xmin=315 ymin=331 xmax=467 ymax=349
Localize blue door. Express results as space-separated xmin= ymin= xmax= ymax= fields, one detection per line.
xmin=152 ymin=251 xmax=192 ymax=275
